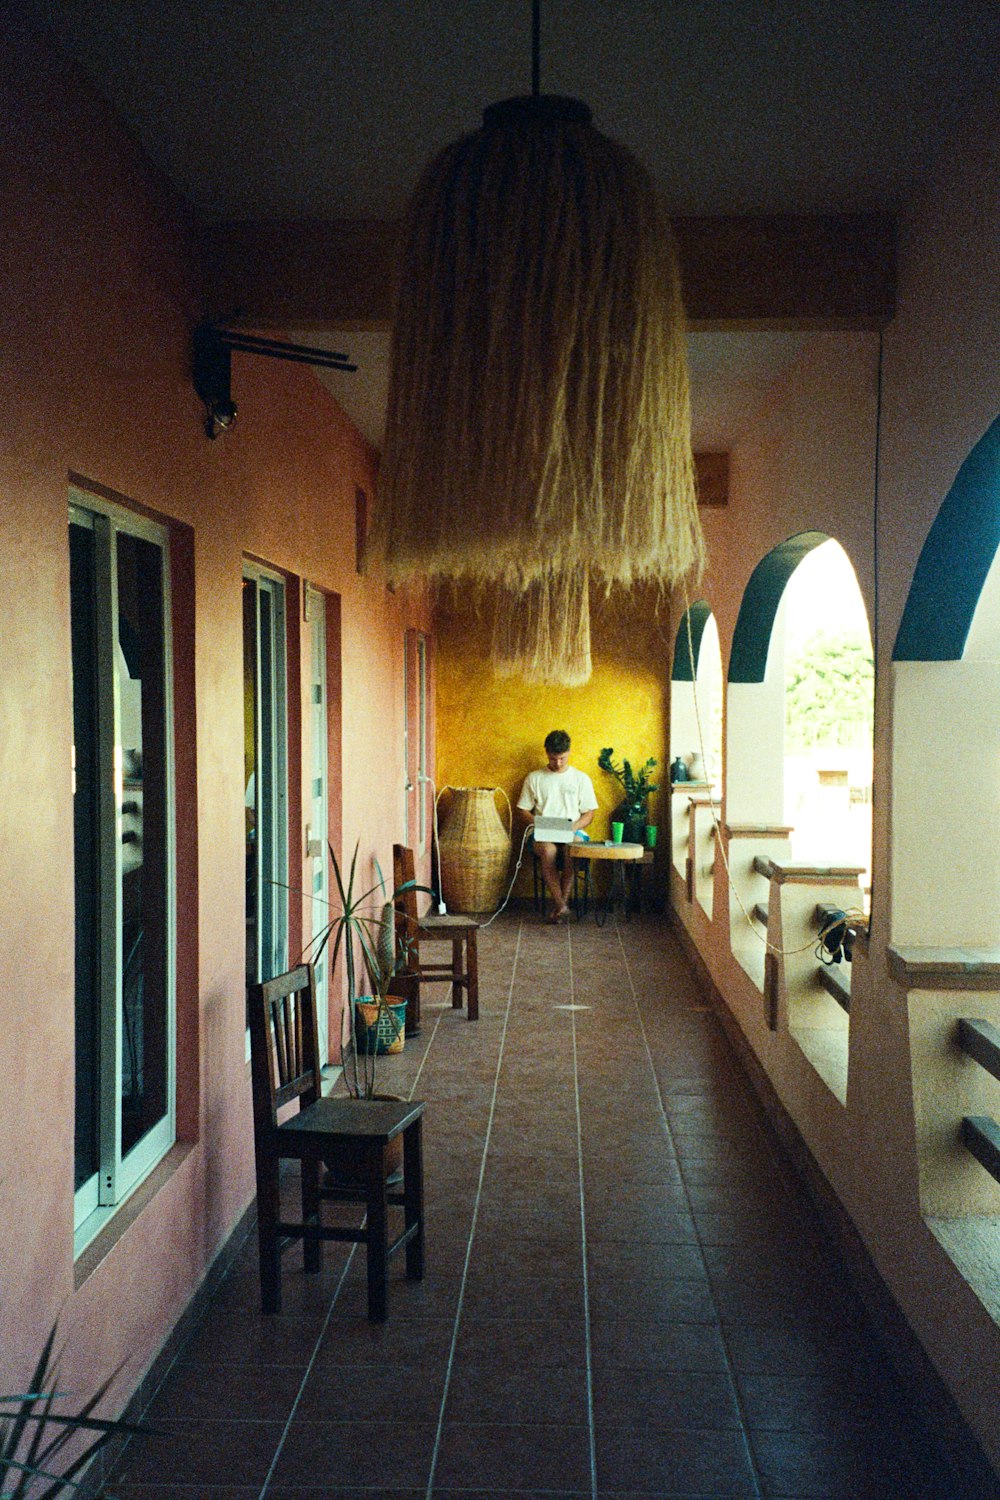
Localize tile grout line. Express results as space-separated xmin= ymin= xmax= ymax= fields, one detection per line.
xmin=423 ymin=915 xmax=524 ymax=1500
xmin=614 ymin=918 xmax=767 ymax=1500
xmin=255 ymin=999 xmax=454 ymax=1498
xmin=566 ymin=917 xmax=599 ymax=1500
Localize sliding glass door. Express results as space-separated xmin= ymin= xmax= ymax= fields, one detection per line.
xmin=70 ymin=497 xmax=174 ymax=1242
xmin=243 ymin=567 xmax=288 ymax=989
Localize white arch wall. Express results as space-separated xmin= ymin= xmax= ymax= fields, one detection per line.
xmin=672 ymin=75 xmax=1000 ymax=1482
xmin=892 ymin=660 xmax=1000 ymax=946
xmin=670 ymin=613 xmax=723 ymax=779
xmin=725 ymin=589 xmax=789 ymax=826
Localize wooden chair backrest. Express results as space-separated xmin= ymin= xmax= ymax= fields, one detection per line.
xmin=248 ymin=964 xmax=322 ymax=1127
xmin=393 ymin=844 xmax=421 ymax=960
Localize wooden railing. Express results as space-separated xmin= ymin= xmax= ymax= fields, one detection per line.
xmin=958 ymin=1018 xmax=1000 ymax=1184
xmin=888 ymin=947 xmax=1000 ymax=1214
xmin=678 ymin=791 xmax=719 ymax=912
xmin=813 ymin=903 xmax=860 ymax=1015
xmin=723 ymin=825 xmax=794 ymax=996
xmin=818 ymin=963 xmax=851 ymax=1013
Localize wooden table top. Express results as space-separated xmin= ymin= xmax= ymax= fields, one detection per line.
xmin=570 ymin=841 xmax=646 ymax=861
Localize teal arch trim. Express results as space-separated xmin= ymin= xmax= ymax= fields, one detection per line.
xmin=671 ymin=600 xmax=712 ymax=681
xmin=729 ymin=531 xmax=829 ymax=683
xmin=893 ymin=416 xmax=1000 ymax=662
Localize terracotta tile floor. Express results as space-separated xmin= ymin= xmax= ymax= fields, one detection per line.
xmin=113 ymin=913 xmax=970 ymax=1498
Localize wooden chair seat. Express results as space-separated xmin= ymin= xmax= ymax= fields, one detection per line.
xmin=393 ymin=844 xmax=479 ymax=1020
xmin=249 ymin=964 xmax=425 ymax=1321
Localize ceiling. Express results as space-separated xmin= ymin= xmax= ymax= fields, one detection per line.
xmin=23 ymin=0 xmax=1000 ymax=447
xmin=304 ymin=326 xmax=813 ymax=450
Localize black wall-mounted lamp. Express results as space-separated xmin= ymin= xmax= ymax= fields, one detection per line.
xmin=192 ymin=323 xmax=237 ymax=438
xmin=192 ymin=321 xmax=357 ymax=439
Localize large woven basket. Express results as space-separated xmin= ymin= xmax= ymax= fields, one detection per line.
xmin=438 ymin=786 xmax=512 ymax=914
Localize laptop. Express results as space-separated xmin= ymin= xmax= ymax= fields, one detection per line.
xmin=533 ymin=816 xmax=576 ymax=844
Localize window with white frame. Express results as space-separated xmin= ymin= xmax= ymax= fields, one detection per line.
xmin=69 ymin=495 xmax=175 ymax=1248
xmin=243 ymin=567 xmax=289 ymax=989
xmin=403 ymin=630 xmax=430 ymax=854
xmin=417 ymin=633 xmax=428 ymax=851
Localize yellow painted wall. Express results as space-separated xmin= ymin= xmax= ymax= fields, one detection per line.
xmin=435 ymin=589 xmax=672 ymax=899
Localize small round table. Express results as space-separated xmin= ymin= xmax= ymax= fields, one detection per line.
xmin=569 ymin=841 xmax=647 ymax=926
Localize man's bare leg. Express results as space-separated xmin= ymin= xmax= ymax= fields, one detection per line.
xmin=536 ymin=842 xmax=569 ymax=918
xmin=559 ymin=855 xmax=576 ymax=911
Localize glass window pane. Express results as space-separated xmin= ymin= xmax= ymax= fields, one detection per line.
xmin=70 ymin=521 xmax=100 ymax=1191
xmin=243 ymin=579 xmax=259 ymax=987
xmin=116 ymin=531 xmax=168 ymax=1158
xmin=259 ymin=588 xmax=275 ymax=978
xmin=418 ymin=636 xmax=427 ymax=847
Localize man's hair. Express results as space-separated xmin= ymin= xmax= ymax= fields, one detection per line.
xmin=544 ymin=729 xmax=571 ymax=755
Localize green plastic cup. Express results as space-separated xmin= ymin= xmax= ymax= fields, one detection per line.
xmin=645 ymin=825 xmax=658 ymax=848
xmin=611 ymin=821 xmax=624 ymax=843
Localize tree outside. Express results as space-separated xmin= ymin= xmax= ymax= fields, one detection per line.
xmin=785 ymin=628 xmax=874 ymax=751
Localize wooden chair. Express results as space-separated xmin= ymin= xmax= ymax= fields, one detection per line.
xmin=393 ymin=844 xmax=479 ymax=1021
xmin=248 ymin=963 xmax=425 ymax=1321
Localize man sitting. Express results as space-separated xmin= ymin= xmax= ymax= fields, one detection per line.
xmin=517 ymin=729 xmax=597 ymax=921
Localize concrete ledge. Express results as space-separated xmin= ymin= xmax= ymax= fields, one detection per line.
xmin=891 ymin=946 xmax=1000 ymax=989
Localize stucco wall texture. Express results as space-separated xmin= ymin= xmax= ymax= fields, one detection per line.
xmin=665 ymin=80 xmax=1000 ymax=1478
xmin=435 ymin=590 xmax=671 ymax=901
xmin=0 ymin=17 xmax=433 ymax=1413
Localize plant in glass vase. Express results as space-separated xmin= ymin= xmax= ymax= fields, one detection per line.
xmin=598 ymin=747 xmax=659 ymax=843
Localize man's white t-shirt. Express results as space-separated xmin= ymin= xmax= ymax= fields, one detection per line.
xmin=517 ymin=766 xmax=599 ymax=821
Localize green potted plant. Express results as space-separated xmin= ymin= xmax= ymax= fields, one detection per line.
xmin=598 ymin=747 xmax=659 ymax=844
xmin=1 ymin=1321 xmax=147 ymax=1496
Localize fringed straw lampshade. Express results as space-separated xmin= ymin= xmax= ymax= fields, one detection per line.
xmin=490 ymin=566 xmax=592 ymax=688
xmin=373 ymin=92 xmax=703 ymax=601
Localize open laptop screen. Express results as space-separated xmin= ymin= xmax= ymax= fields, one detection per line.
xmin=533 ymin=816 xmax=575 ymax=844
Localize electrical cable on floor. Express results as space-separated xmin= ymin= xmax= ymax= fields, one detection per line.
xmin=476 ymin=822 xmax=534 ymax=929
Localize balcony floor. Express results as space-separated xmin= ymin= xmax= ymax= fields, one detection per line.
xmin=113 ymin=912 xmax=965 ymax=1498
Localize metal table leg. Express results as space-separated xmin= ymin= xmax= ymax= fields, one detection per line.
xmin=595 ymin=863 xmax=629 ymax=926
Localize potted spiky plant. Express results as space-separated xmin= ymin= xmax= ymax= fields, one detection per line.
xmin=304 ymin=842 xmax=430 ymax=1099
xmin=1 ymin=1321 xmax=148 ymax=1496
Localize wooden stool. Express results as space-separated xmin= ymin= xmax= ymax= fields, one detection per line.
xmin=393 ymin=844 xmax=479 ymax=1019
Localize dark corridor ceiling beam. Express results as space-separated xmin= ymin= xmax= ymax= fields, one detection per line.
xmin=201 ymin=214 xmax=896 ymax=333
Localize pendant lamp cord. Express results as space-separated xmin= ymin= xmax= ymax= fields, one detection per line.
xmin=532 ymin=0 xmax=540 ymax=96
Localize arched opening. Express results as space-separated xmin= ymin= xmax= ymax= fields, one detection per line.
xmin=782 ymin=540 xmax=874 ymax=882
xmin=726 ymin=533 xmax=872 ymax=1101
xmin=670 ymin=602 xmax=722 ymax=917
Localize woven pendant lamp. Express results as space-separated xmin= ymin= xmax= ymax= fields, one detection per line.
xmin=371 ymin=9 xmax=703 ymax=599
xmin=490 ymin=566 xmax=592 ymax=688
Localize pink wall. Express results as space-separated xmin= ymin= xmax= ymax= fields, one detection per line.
xmin=0 ymin=17 xmax=433 ymax=1412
